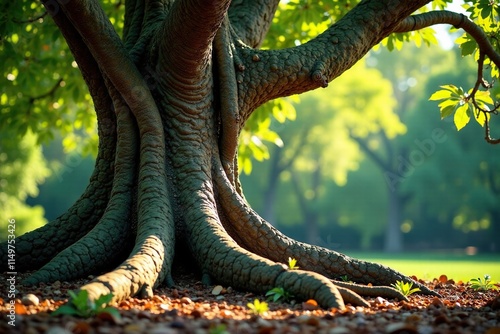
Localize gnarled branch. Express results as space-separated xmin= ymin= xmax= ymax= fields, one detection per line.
xmin=394 ymin=10 xmax=500 ymax=69
xmin=235 ymin=0 xmax=430 ymax=123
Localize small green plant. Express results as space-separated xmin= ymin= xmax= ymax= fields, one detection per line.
xmin=470 ymin=275 xmax=498 ymax=291
xmin=247 ymin=299 xmax=268 ymax=315
xmin=287 ymin=257 xmax=299 ymax=270
xmin=266 ymin=287 xmax=294 ymax=302
xmin=391 ymin=280 xmax=421 ymax=297
xmin=52 ymin=290 xmax=121 ymax=321
xmin=339 ymin=275 xmax=350 ymax=282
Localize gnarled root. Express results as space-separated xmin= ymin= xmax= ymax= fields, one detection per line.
xmin=212 ymin=157 xmax=439 ymax=307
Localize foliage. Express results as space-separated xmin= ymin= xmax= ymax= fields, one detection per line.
xmin=390 ymin=281 xmax=421 ymax=297
xmin=287 ymin=257 xmax=299 ymax=270
xmin=238 ymin=98 xmax=296 ymax=174
xmin=429 ymin=84 xmax=493 ymax=131
xmin=469 ymin=274 xmax=498 ymax=291
xmin=52 ymin=290 xmax=121 ymax=321
xmin=0 ymin=131 xmax=50 ymax=240
xmin=460 ymin=0 xmax=500 ymax=77
xmin=428 ymin=0 xmax=500 ymax=135
xmin=266 ymin=287 xmax=294 ymax=302
xmin=339 ymin=275 xmax=350 ymax=282
xmin=246 ymin=299 xmax=269 ymax=316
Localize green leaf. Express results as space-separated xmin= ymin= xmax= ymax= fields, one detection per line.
xmin=440 ymin=104 xmax=456 ymax=119
xmin=474 ymin=90 xmax=494 ymax=105
xmin=454 ymin=104 xmax=470 ymax=131
xmin=474 ymin=110 xmax=489 ymax=127
xmin=68 ymin=290 xmax=94 ymax=315
xmin=460 ymin=40 xmax=477 ymax=57
xmin=429 ymin=89 xmax=453 ymax=101
xmin=288 ymin=257 xmax=299 ymax=270
xmin=95 ymin=293 xmax=114 ymax=310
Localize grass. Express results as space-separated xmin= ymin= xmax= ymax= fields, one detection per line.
xmin=344 ymin=251 xmax=500 ymax=283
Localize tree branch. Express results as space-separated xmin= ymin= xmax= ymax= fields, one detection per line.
xmin=394 ymin=10 xmax=500 ymax=69
xmin=158 ymin=0 xmax=231 ymax=81
xmin=228 ymin=0 xmax=280 ymax=48
xmin=395 ymin=11 xmax=500 ymax=144
xmin=236 ymin=0 xmax=430 ymax=122
xmin=53 ymin=0 xmax=158 ymax=119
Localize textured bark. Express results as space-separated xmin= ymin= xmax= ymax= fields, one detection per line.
xmin=5 ymin=0 xmax=499 ymax=309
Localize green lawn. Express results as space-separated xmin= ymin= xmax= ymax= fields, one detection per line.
xmin=343 ymin=251 xmax=500 ymax=283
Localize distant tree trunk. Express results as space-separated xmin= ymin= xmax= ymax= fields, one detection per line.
xmin=384 ymin=186 xmax=403 ymax=252
xmin=290 ymin=161 xmax=321 ymax=245
xmin=262 ymin=147 xmax=283 ymax=226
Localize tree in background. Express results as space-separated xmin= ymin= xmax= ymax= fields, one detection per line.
xmin=1 ymin=0 xmax=499 ymax=308
xmin=242 ymin=60 xmax=403 ymax=246
xmin=0 ymin=131 xmax=49 ymax=239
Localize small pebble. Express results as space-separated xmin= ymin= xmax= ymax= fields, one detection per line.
xmin=22 ymin=294 xmax=39 ymax=306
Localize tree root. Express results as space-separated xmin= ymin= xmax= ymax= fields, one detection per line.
xmin=23 ymin=95 xmax=138 ymax=285
xmin=0 ymin=122 xmax=115 ymax=274
xmin=333 ymin=280 xmax=409 ymax=302
xmin=212 ymin=157 xmax=439 ymax=304
xmin=178 ymin=177 xmax=346 ymax=308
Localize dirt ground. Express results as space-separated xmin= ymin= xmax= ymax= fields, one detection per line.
xmin=1 ymin=272 xmax=499 ymax=334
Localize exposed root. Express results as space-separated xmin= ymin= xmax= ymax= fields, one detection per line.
xmin=81 ymin=233 xmax=173 ymax=303
xmin=1 ymin=121 xmax=115 ymax=274
xmin=214 ymin=16 xmax=240 ymax=185
xmin=23 ymin=95 xmax=138 ymax=285
xmin=212 ymin=158 xmax=439 ymax=301
xmin=335 ymin=286 xmax=370 ymax=307
xmin=170 ymin=163 xmax=343 ymax=308
xmin=333 ymin=280 xmax=409 ymax=302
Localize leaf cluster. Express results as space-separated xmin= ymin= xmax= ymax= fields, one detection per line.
xmin=52 ymin=290 xmax=121 ymax=321
xmin=455 ymin=1 xmax=500 ymax=78
xmin=246 ymin=299 xmax=269 ymax=315
xmin=266 ymin=287 xmax=294 ymax=302
xmin=469 ymin=274 xmax=498 ymax=291
xmin=429 ymin=84 xmax=493 ymax=131
xmin=390 ymin=281 xmax=421 ymax=297
xmin=287 ymin=257 xmax=299 ymax=270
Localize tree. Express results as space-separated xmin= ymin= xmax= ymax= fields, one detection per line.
xmin=2 ymin=0 xmax=500 ymax=309
xmin=0 ymin=131 xmax=50 ymax=239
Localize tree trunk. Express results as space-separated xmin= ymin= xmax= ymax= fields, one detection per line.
xmin=384 ymin=187 xmax=403 ymax=253
xmin=1 ymin=0 xmax=444 ymax=309
xmin=262 ymin=147 xmax=283 ymax=226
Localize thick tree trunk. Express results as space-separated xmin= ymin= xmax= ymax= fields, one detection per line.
xmin=4 ymin=0 xmax=475 ymax=309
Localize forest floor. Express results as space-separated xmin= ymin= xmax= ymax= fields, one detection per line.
xmin=0 ymin=272 xmax=499 ymax=334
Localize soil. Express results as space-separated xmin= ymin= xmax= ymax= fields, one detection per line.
xmin=1 ymin=272 xmax=499 ymax=334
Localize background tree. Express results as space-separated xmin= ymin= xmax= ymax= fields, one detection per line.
xmin=242 ymin=60 xmax=403 ymax=245
xmin=1 ymin=0 xmax=499 ymax=309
